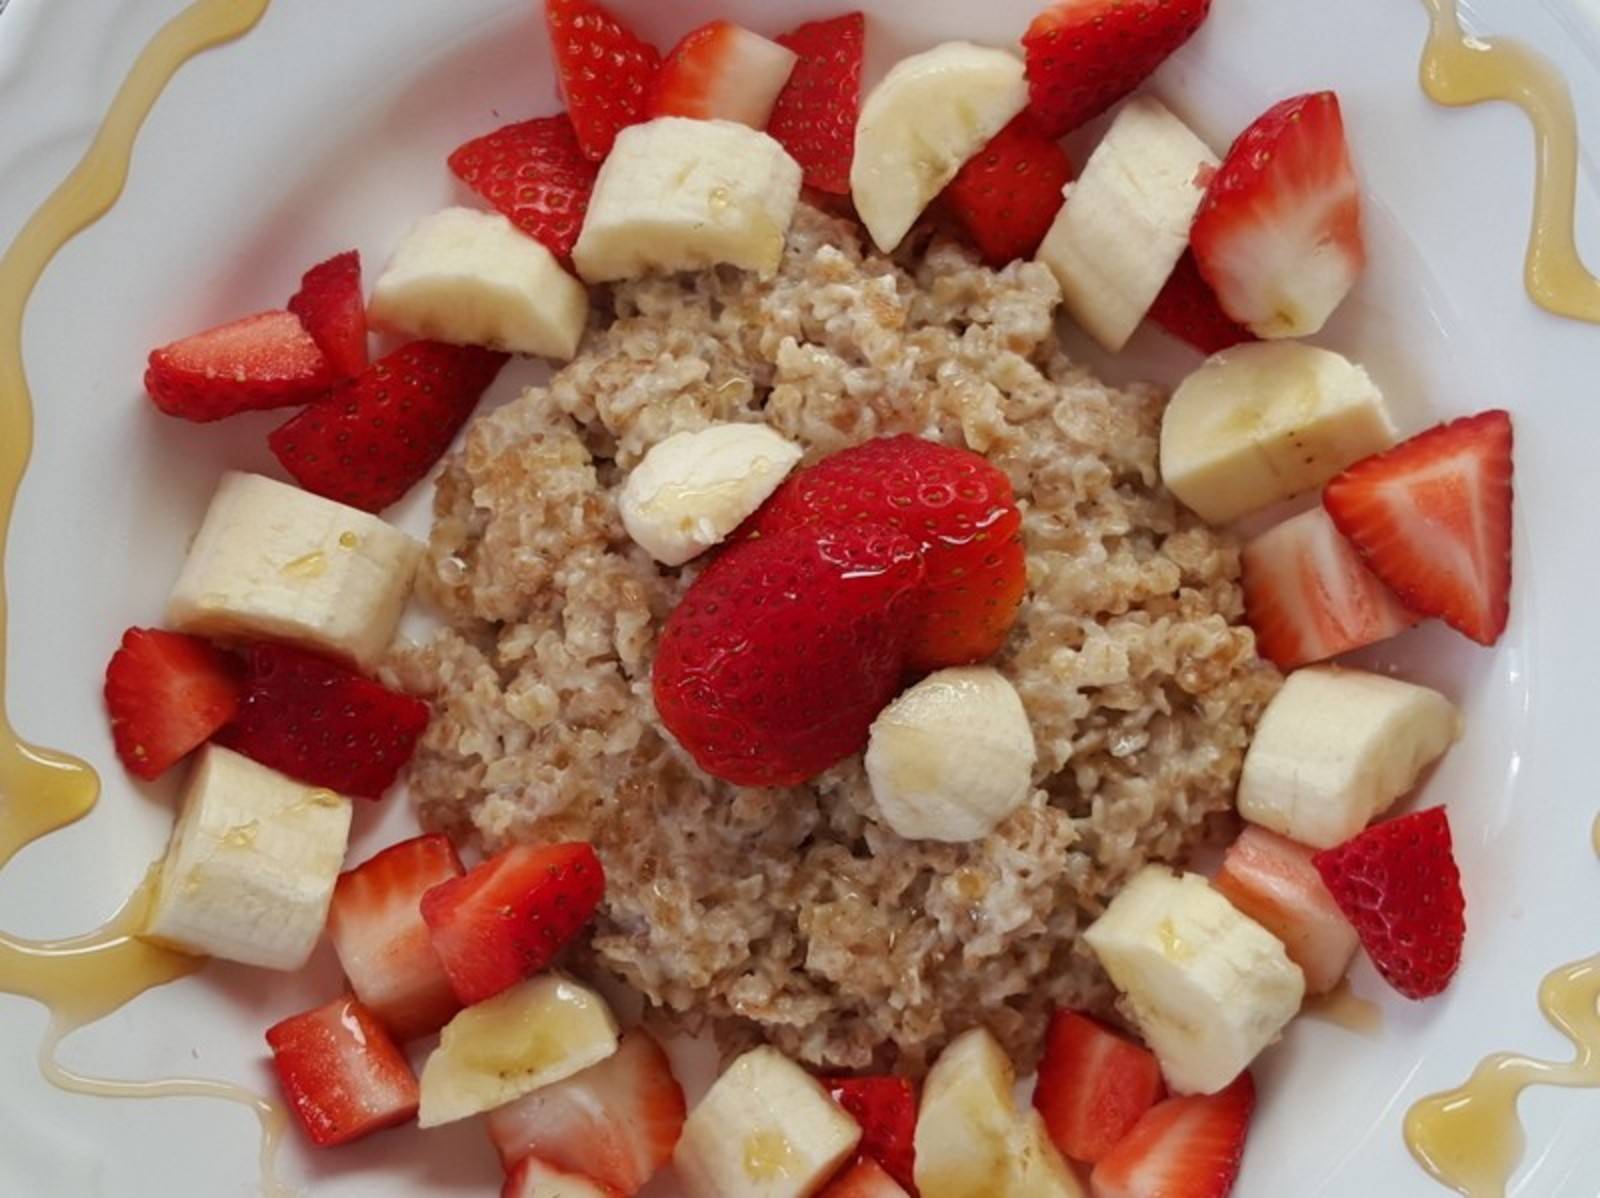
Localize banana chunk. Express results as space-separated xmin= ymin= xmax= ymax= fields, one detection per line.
xmin=1159 ymin=341 xmax=1398 ymax=525
xmin=573 ymin=118 xmax=802 ymax=283
xmin=864 ymin=667 xmax=1037 ymax=842
xmin=1085 ymin=867 xmax=1304 ymax=1095
xmin=620 ymin=423 xmax=802 ymax=566
xmin=166 ymin=472 xmax=421 ymax=671
xmin=1037 ymin=97 xmax=1218 ymax=352
xmin=369 ymin=206 xmax=589 ymax=360
xmin=142 ymin=746 xmax=353 ymax=971
xmin=1238 ymin=665 xmax=1461 ymax=849
xmin=852 ymin=42 xmax=1029 ymax=253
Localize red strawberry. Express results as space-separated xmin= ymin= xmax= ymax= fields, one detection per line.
xmin=1241 ymin=506 xmax=1419 ymax=671
xmin=1192 ymin=91 xmax=1365 ymax=339
xmin=145 ymin=310 xmax=335 ymax=423
xmin=943 ymin=115 xmax=1074 ymax=267
xmin=1089 ymin=1071 xmax=1255 ymax=1198
xmin=487 ymin=1029 xmax=686 ymax=1194
xmin=421 ymin=842 xmax=605 ymax=1005
xmin=545 ymin=0 xmax=660 ymax=160
xmin=269 ymin=340 xmax=507 ymax=513
xmin=1312 ymin=807 xmax=1466 ymax=1000
xmin=742 ymin=436 xmax=1026 ymax=671
xmin=266 ymin=996 xmax=419 ymax=1147
xmin=448 ymin=114 xmax=597 ymax=265
xmin=1033 ymin=1010 xmax=1163 ymax=1165
xmin=821 ymin=1158 xmax=911 ymax=1198
xmin=768 ymin=13 xmax=865 ymax=194
xmin=504 ymin=1157 xmax=621 ymax=1198
xmin=103 ymin=628 xmax=241 ymax=781
xmin=214 ymin=642 xmax=431 ymax=800
xmin=327 ymin=835 xmax=464 ymax=1041
xmin=288 ymin=251 xmax=368 ymax=379
xmin=823 ymin=1076 xmax=919 ymax=1193
xmin=651 ymin=21 xmax=799 ymax=128
xmin=1023 ymin=0 xmax=1212 ymax=138
xmin=1322 ymin=409 xmax=1513 ymax=646
xmin=1147 ymin=251 xmax=1257 ymax=355
xmin=653 ymin=524 xmax=925 ymax=787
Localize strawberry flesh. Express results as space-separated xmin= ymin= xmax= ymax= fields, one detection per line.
xmin=288 ymin=251 xmax=368 ymax=379
xmin=266 ymin=996 xmax=419 ymax=1147
xmin=943 ymin=114 xmax=1074 ymax=267
xmin=1033 ymin=1010 xmax=1163 ymax=1165
xmin=448 ymin=114 xmax=597 ymax=265
xmin=103 ymin=627 xmax=241 ymax=781
xmin=768 ymin=13 xmax=865 ymax=194
xmin=1089 ymin=1071 xmax=1254 ymax=1198
xmin=821 ymin=1158 xmax=911 ymax=1198
xmin=545 ymin=0 xmax=660 ymax=160
xmin=1147 ymin=251 xmax=1257 ymax=355
xmin=145 ymin=310 xmax=335 ymax=423
xmin=503 ymin=1157 xmax=621 ymax=1198
xmin=822 ymin=1075 xmax=919 ymax=1193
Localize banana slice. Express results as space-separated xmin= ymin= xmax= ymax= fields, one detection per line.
xmin=851 ymin=42 xmax=1029 ymax=253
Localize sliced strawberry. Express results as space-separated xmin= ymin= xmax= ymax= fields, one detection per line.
xmin=1313 ymin=807 xmax=1465 ymax=1000
xmin=545 ymin=0 xmax=660 ymax=160
xmin=288 ymin=251 xmax=368 ymax=379
xmin=1023 ymin=0 xmax=1212 ymax=138
xmin=269 ymin=339 xmax=507 ymax=513
xmin=822 ymin=1076 xmax=919 ymax=1193
xmin=821 ymin=1158 xmax=911 ymax=1198
xmin=943 ymin=114 xmax=1074 ymax=267
xmin=214 ymin=642 xmax=431 ymax=799
xmin=487 ymin=1028 xmax=686 ymax=1194
xmin=266 ymin=996 xmax=419 ymax=1147
xmin=103 ymin=628 xmax=241 ymax=781
xmin=1192 ymin=91 xmax=1365 ymax=339
xmin=503 ymin=1156 xmax=622 ymax=1198
xmin=1089 ymin=1072 xmax=1254 ymax=1198
xmin=1147 ymin=251 xmax=1257 ymax=355
xmin=1241 ymin=506 xmax=1419 ymax=670
xmin=1216 ymin=826 xmax=1359 ymax=996
xmin=327 ymin=835 xmax=465 ymax=1041
xmin=421 ymin=842 xmax=604 ymax=1005
xmin=1033 ymin=1010 xmax=1163 ymax=1166
xmin=145 ymin=310 xmax=335 ymax=423
xmin=768 ymin=13 xmax=865 ymax=194
xmin=651 ymin=20 xmax=798 ymax=128
xmin=1322 ymin=409 xmax=1513 ymax=646
xmin=448 ymin=114 xmax=597 ymax=266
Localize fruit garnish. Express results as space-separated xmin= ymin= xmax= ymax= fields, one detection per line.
xmin=447 ymin=115 xmax=597 ymax=266
xmin=1192 ymin=91 xmax=1365 ymax=338
xmin=545 ymin=0 xmax=660 ymax=160
xmin=287 ymin=250 xmax=368 ymax=379
xmin=1033 ymin=1010 xmax=1163 ymax=1165
xmin=822 ymin=1075 xmax=919 ymax=1193
xmin=103 ymin=627 xmax=240 ymax=781
xmin=943 ymin=114 xmax=1073 ymax=267
xmin=651 ymin=20 xmax=798 ymax=129
xmin=1146 ymin=250 xmax=1257 ymax=355
xmin=767 ymin=13 xmax=865 ymax=194
xmin=503 ymin=1157 xmax=622 ymax=1198
xmin=1313 ymin=807 xmax=1466 ymax=1000
xmin=145 ymin=309 xmax=334 ymax=423
xmin=1089 ymin=1071 xmax=1255 ymax=1198
xmin=822 ymin=1158 xmax=912 ymax=1198
xmin=1323 ymin=409 xmax=1514 ymax=646
xmin=266 ymin=996 xmax=419 ymax=1147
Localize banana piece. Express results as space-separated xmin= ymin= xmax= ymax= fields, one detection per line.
xmin=418 ymin=974 xmax=619 ymax=1128
xmin=1159 ymin=341 xmax=1398 ymax=524
xmin=864 ymin=667 xmax=1037 ymax=842
xmin=674 ymin=1046 xmax=860 ymax=1198
xmin=166 ymin=471 xmax=421 ymax=671
xmin=141 ymin=746 xmax=353 ymax=971
xmin=369 ymin=206 xmax=589 ymax=360
xmin=914 ymin=1028 xmax=1083 ymax=1198
xmin=573 ymin=118 xmax=802 ymax=283
xmin=851 ymin=42 xmax=1029 ymax=253
xmin=1084 ymin=867 xmax=1305 ymax=1095
xmin=1036 ymin=97 xmax=1218 ymax=352
xmin=620 ymin=423 xmax=803 ymax=566
xmin=1237 ymin=665 xmax=1461 ymax=849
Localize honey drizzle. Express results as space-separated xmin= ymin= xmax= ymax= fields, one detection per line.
xmin=0 ymin=0 xmax=285 ymax=1192
xmin=1418 ymin=0 xmax=1600 ymax=324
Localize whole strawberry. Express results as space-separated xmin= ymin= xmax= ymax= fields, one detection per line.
xmin=652 ymin=524 xmax=925 ymax=788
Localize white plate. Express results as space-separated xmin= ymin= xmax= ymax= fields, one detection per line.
xmin=2 ymin=0 xmax=1599 ymax=1195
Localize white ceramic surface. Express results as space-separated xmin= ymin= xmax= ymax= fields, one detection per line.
xmin=1 ymin=0 xmax=1598 ymax=1195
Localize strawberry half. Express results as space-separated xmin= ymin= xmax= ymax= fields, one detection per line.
xmin=1192 ymin=91 xmax=1365 ymax=338
xmin=266 ymin=996 xmax=420 ymax=1147
xmin=503 ymin=1157 xmax=620 ymax=1198
xmin=1313 ymin=807 xmax=1466 ymax=1000
xmin=1089 ymin=1071 xmax=1255 ymax=1198
xmin=215 ymin=642 xmax=431 ymax=799
xmin=1147 ymin=251 xmax=1257 ymax=355
xmin=943 ymin=114 xmax=1074 ymax=267
xmin=421 ymin=842 xmax=605 ymax=1005
xmin=767 ymin=13 xmax=865 ymax=194
xmin=288 ymin=251 xmax=368 ymax=379
xmin=545 ymin=0 xmax=660 ymax=160
xmin=821 ymin=1158 xmax=911 ymax=1198
xmin=1033 ymin=1010 xmax=1163 ymax=1165
xmin=448 ymin=114 xmax=597 ymax=266
xmin=145 ymin=310 xmax=335 ymax=423
xmin=651 ymin=20 xmax=798 ymax=129
xmin=822 ymin=1076 xmax=919 ymax=1193
xmin=103 ymin=628 xmax=241 ymax=781
xmin=269 ymin=340 xmax=507 ymax=513
xmin=487 ymin=1028 xmax=687 ymax=1194
xmin=1323 ymin=409 xmax=1514 ymax=646
xmin=327 ymin=835 xmax=465 ymax=1041
xmin=1023 ymin=0 xmax=1212 ymax=138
